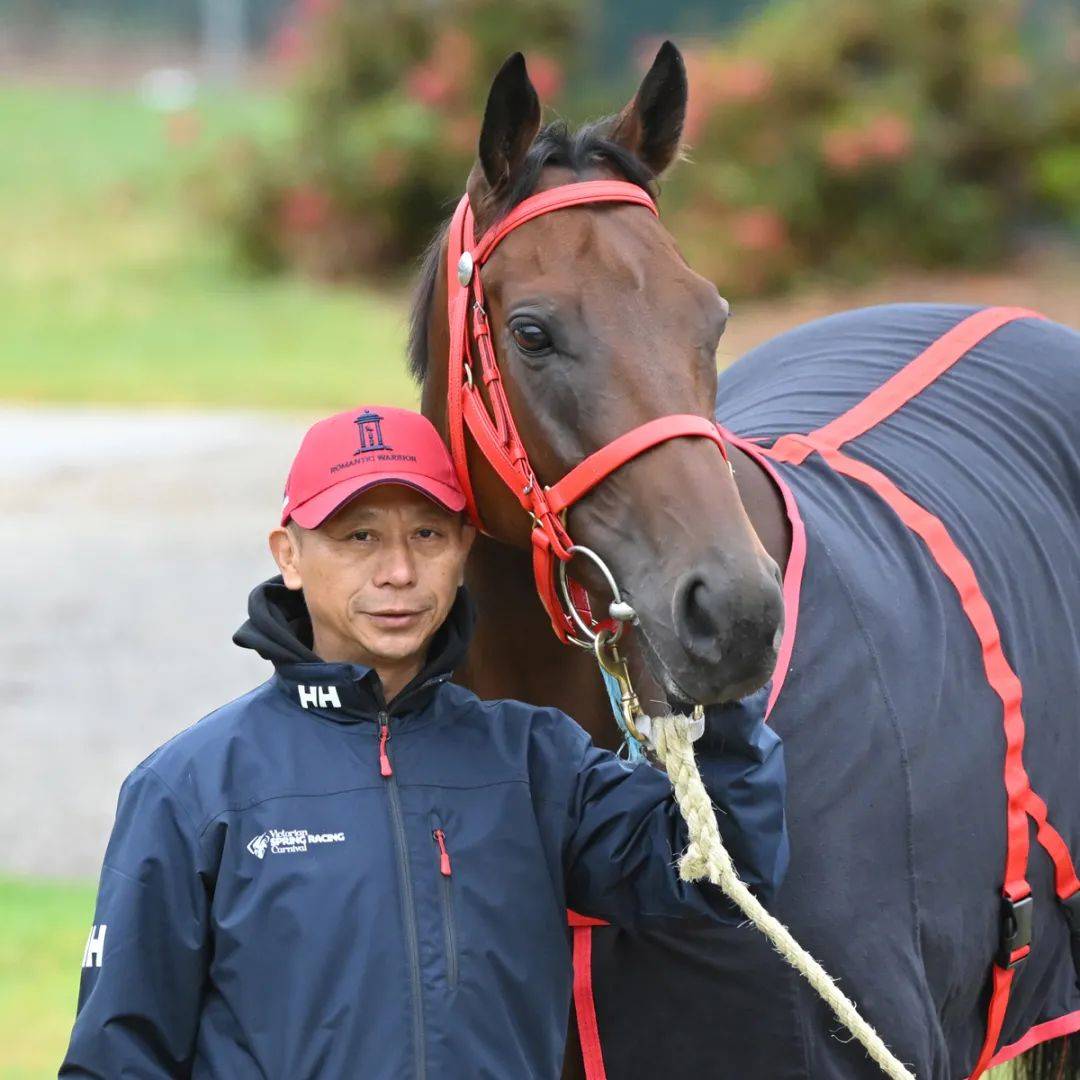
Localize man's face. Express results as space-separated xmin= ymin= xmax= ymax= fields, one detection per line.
xmin=270 ymin=484 xmax=475 ymax=669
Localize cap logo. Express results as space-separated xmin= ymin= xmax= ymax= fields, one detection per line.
xmin=354 ymin=410 xmax=391 ymax=455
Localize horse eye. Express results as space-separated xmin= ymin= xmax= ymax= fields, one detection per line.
xmin=510 ymin=320 xmax=552 ymax=354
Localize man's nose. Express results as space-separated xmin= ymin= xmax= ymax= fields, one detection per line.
xmin=375 ymin=542 xmax=417 ymax=587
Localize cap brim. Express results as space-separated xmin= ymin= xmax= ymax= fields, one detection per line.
xmin=285 ymin=471 xmax=467 ymax=529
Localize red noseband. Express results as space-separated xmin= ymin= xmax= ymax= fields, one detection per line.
xmin=444 ymin=179 xmax=729 ymax=644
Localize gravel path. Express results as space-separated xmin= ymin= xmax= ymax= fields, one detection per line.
xmin=1 ymin=405 xmax=311 ymax=877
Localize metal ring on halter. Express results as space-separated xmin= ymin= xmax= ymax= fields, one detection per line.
xmin=556 ymin=545 xmax=636 ymax=647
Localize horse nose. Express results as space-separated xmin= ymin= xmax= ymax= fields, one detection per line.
xmin=671 ymin=567 xmax=784 ymax=674
xmin=672 ymin=570 xmax=727 ymax=665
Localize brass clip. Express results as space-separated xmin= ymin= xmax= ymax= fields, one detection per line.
xmin=594 ymin=630 xmax=647 ymax=744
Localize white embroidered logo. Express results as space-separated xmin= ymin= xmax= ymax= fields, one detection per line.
xmin=82 ymin=924 xmax=107 ymax=968
xmin=297 ymin=685 xmax=342 ymax=710
xmin=246 ymin=829 xmax=346 ymax=859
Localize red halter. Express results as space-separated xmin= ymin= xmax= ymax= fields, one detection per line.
xmin=445 ymin=179 xmax=729 ymax=644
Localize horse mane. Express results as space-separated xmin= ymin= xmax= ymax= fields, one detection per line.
xmin=406 ymin=118 xmax=658 ymax=385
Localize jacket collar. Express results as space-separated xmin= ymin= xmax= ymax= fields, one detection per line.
xmin=233 ymin=575 xmax=476 ymax=723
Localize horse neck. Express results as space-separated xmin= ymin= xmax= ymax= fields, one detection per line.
xmin=728 ymin=443 xmax=791 ymax=575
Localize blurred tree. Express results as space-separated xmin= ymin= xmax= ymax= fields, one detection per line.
xmin=207 ymin=0 xmax=1079 ymax=296
xmin=209 ymin=0 xmax=579 ymax=279
xmin=657 ymin=0 xmax=1080 ymax=294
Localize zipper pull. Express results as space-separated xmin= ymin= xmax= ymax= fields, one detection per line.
xmin=433 ymin=828 xmax=452 ymax=876
xmin=377 ymin=712 xmax=392 ymax=778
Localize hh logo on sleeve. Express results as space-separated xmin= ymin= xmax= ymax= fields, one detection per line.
xmin=82 ymin=924 xmax=107 ymax=968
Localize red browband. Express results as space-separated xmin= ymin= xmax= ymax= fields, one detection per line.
xmin=444 ymin=179 xmax=729 ymax=643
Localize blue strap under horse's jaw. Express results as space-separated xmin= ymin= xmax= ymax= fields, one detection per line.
xmin=600 ymin=667 xmax=648 ymax=763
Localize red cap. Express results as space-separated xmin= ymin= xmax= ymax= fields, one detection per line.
xmin=281 ymin=406 xmax=466 ymax=528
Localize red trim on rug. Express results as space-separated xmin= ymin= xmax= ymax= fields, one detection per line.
xmin=570 ymin=923 xmax=608 ymax=1080
xmin=567 ymin=910 xmax=609 ymax=927
xmin=983 ymin=1009 xmax=1080 ymax=1072
xmin=808 ymin=307 xmax=1045 ymax=452
xmin=766 ymin=307 xmax=1046 ymax=468
xmin=724 ymin=429 xmax=807 ymax=718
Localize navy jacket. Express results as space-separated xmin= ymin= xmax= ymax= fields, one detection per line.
xmin=61 ymin=576 xmax=788 ymax=1079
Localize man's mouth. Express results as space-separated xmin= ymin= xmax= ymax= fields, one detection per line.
xmin=366 ymin=610 xmax=426 ymax=629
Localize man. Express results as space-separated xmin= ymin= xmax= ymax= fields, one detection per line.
xmin=61 ymin=405 xmax=788 ymax=1079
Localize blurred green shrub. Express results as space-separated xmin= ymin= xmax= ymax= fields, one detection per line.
xmin=665 ymin=0 xmax=1080 ymax=294
xmin=205 ymin=0 xmax=578 ymax=279
xmin=209 ymin=0 xmax=1079 ymax=295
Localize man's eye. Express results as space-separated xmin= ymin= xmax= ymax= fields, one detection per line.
xmin=351 ymin=531 xmax=372 ymax=542
xmin=510 ymin=320 xmax=552 ymax=354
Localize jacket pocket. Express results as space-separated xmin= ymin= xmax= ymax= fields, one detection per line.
xmin=431 ymin=817 xmax=458 ymax=990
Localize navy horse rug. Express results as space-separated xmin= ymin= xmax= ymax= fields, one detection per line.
xmin=570 ymin=304 xmax=1080 ymax=1079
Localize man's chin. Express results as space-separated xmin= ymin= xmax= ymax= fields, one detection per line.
xmin=352 ymin=624 xmax=432 ymax=666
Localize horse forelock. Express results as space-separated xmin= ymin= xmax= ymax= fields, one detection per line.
xmin=406 ymin=118 xmax=658 ymax=386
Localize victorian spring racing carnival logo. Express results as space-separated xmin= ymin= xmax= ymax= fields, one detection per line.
xmin=247 ymin=828 xmax=346 ymax=859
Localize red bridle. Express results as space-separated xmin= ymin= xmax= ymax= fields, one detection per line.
xmin=445 ymin=179 xmax=729 ymax=645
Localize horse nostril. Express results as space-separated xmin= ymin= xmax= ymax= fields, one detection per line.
xmin=671 ymin=566 xmax=786 ymax=684
xmin=672 ymin=571 xmax=726 ymax=665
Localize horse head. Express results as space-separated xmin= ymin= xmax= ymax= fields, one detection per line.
xmin=417 ymin=44 xmax=784 ymax=707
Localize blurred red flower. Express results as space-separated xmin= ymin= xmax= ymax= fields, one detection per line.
xmin=822 ymin=127 xmax=867 ymax=174
xmin=730 ymin=207 xmax=789 ymax=253
xmin=865 ymin=113 xmax=913 ymax=161
xmin=407 ymin=28 xmax=476 ymax=110
xmin=714 ymin=59 xmax=773 ymax=104
xmin=407 ymin=65 xmax=455 ymax=108
xmin=824 ymin=113 xmax=913 ymax=174
xmin=270 ymin=22 xmax=308 ymax=67
xmin=281 ymin=184 xmax=333 ymax=233
xmin=527 ymin=54 xmax=564 ymax=100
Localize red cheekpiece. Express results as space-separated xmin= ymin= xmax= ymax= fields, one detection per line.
xmin=282 ymin=406 xmax=466 ymax=528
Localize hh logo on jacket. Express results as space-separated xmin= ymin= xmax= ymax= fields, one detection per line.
xmin=297 ymin=685 xmax=341 ymax=709
xmin=246 ymin=828 xmax=346 ymax=859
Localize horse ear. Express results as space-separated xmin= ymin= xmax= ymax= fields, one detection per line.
xmin=608 ymin=40 xmax=687 ymax=177
xmin=471 ymin=53 xmax=541 ymax=198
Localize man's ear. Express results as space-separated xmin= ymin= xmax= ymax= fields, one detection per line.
xmin=608 ymin=40 xmax=688 ymax=177
xmin=269 ymin=525 xmax=303 ymax=590
xmin=457 ymin=522 xmax=477 ymax=586
xmin=466 ymin=52 xmax=541 ymax=225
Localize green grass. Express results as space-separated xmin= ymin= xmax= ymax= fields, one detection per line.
xmin=0 ymin=876 xmax=96 ymax=1078
xmin=0 ymin=85 xmax=416 ymax=410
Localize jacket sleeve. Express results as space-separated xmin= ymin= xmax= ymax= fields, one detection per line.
xmin=60 ymin=764 xmax=213 ymax=1078
xmin=556 ymin=685 xmax=789 ymax=929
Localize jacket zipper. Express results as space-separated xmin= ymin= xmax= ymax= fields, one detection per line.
xmin=379 ymin=711 xmax=426 ymax=1080
xmin=432 ymin=823 xmax=458 ymax=990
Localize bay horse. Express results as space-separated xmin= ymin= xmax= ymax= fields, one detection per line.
xmin=409 ymin=43 xmax=1080 ymax=1079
